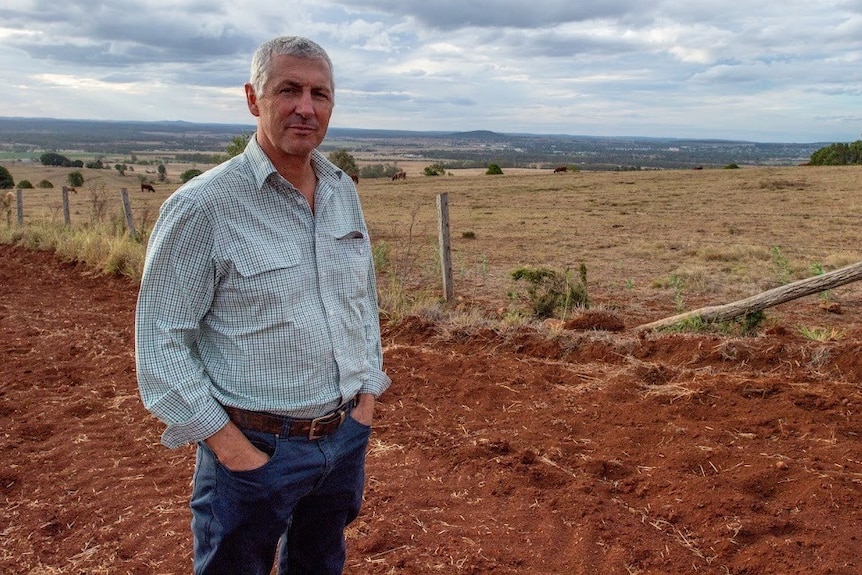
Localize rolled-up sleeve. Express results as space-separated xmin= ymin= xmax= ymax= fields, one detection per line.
xmin=135 ymin=192 xmax=229 ymax=448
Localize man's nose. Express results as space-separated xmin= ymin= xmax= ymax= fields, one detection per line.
xmin=296 ymin=90 xmax=315 ymax=117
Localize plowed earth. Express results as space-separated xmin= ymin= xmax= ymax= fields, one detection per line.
xmin=2 ymin=243 xmax=862 ymax=574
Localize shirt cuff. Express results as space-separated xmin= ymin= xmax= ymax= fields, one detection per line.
xmin=159 ymin=407 xmax=230 ymax=449
xmin=360 ymin=369 xmax=391 ymax=399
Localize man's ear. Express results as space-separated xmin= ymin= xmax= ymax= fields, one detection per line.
xmin=245 ymin=84 xmax=260 ymax=117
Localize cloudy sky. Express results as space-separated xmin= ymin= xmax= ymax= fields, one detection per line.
xmin=1 ymin=0 xmax=861 ymax=142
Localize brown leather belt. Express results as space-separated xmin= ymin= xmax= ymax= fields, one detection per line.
xmin=224 ymin=397 xmax=358 ymax=440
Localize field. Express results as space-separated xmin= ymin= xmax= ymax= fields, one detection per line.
xmin=3 ymin=164 xmax=862 ymax=574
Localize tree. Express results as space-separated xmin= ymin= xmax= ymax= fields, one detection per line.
xmin=224 ymin=133 xmax=252 ymax=160
xmin=40 ymin=152 xmax=73 ymax=167
xmin=180 ymin=168 xmax=203 ymax=183
xmin=157 ymin=164 xmax=167 ymax=182
xmin=114 ymin=164 xmax=127 ymax=176
xmin=0 ymin=166 xmax=13 ymax=189
xmin=809 ymin=140 xmax=862 ymax=165
xmin=17 ymin=180 xmax=34 ymax=189
xmin=486 ymin=163 xmax=503 ymax=175
xmin=328 ymin=149 xmax=359 ymax=176
xmin=67 ymin=171 xmax=84 ymax=187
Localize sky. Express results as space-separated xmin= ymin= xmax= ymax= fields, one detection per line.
xmin=1 ymin=1 xmax=861 ymax=143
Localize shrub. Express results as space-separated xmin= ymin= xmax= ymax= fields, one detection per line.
xmin=486 ymin=164 xmax=503 ymax=175
xmin=67 ymin=171 xmax=84 ymax=187
xmin=724 ymin=163 xmax=740 ymax=169
xmin=180 ymin=169 xmax=203 ymax=183
xmin=17 ymin=180 xmax=34 ymax=189
xmin=423 ymin=163 xmax=446 ymax=176
xmin=0 ymin=166 xmax=13 ymax=189
xmin=509 ymin=264 xmax=588 ymax=319
xmin=38 ymin=179 xmax=54 ymax=189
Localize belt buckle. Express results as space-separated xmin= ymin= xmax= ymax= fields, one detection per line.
xmin=308 ymin=408 xmax=346 ymax=440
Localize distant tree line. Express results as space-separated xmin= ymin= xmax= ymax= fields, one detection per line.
xmin=809 ymin=140 xmax=862 ymax=165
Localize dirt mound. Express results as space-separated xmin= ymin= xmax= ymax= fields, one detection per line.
xmin=2 ymin=243 xmax=861 ymax=574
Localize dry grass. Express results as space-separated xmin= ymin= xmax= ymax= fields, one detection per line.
xmin=357 ymin=165 xmax=862 ymax=312
xmin=3 ymin=161 xmax=862 ymax=319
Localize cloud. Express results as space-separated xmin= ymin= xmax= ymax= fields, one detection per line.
xmin=0 ymin=0 xmax=860 ymax=141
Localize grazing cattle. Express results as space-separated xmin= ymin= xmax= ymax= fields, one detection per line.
xmin=553 ymin=166 xmax=567 ymax=173
xmin=350 ymin=173 xmax=359 ymax=185
xmin=391 ymin=171 xmax=407 ymax=181
xmin=141 ymin=183 xmax=156 ymax=193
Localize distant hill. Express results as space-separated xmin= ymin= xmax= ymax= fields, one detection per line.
xmin=0 ymin=117 xmax=827 ymax=169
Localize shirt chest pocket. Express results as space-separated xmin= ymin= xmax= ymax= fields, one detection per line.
xmin=326 ymin=236 xmax=370 ymax=298
xmin=226 ymin=246 xmax=306 ymax=311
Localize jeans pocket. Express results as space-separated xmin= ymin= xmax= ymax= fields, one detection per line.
xmin=216 ymin=430 xmax=279 ymax=488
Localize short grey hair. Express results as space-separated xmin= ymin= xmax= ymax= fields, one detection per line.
xmin=249 ymin=36 xmax=334 ymax=96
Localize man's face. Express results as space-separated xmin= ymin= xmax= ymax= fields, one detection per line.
xmin=246 ymin=54 xmax=334 ymax=161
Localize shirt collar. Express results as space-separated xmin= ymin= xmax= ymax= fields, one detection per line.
xmin=243 ymin=135 xmax=347 ymax=191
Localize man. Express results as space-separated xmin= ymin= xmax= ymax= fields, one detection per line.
xmin=135 ymin=36 xmax=390 ymax=574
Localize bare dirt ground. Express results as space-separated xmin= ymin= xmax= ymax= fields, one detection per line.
xmin=3 ymin=242 xmax=862 ymax=575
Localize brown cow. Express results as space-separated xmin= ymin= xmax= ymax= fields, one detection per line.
xmin=391 ymin=171 xmax=407 ymax=181
xmin=141 ymin=183 xmax=156 ymax=193
xmin=553 ymin=166 xmax=567 ymax=173
xmin=350 ymin=173 xmax=359 ymax=185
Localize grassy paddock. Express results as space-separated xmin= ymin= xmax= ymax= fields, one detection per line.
xmin=3 ymin=162 xmax=861 ymax=321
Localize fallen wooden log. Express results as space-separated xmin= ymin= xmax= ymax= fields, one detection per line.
xmin=633 ymin=261 xmax=862 ymax=333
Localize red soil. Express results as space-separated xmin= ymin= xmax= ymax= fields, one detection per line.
xmin=2 ymin=243 xmax=861 ymax=574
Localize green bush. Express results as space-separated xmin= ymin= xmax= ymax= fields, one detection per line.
xmin=509 ymin=264 xmax=588 ymax=319
xmin=17 ymin=180 xmax=34 ymax=189
xmin=486 ymin=164 xmax=503 ymax=175
xmin=0 ymin=166 xmax=13 ymax=189
xmin=180 ymin=169 xmax=203 ymax=183
xmin=38 ymin=179 xmax=54 ymax=189
xmin=423 ymin=163 xmax=446 ymax=176
xmin=723 ymin=163 xmax=740 ymax=169
xmin=67 ymin=171 xmax=84 ymax=187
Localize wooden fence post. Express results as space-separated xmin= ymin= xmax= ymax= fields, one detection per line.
xmin=16 ymin=188 xmax=24 ymax=226
xmin=437 ymin=192 xmax=454 ymax=301
xmin=61 ymin=186 xmax=71 ymax=226
xmin=120 ymin=188 xmax=137 ymax=238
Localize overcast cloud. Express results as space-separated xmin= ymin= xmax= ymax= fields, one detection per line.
xmin=1 ymin=0 xmax=860 ymax=141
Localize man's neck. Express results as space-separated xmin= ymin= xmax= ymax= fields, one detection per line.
xmin=259 ymin=138 xmax=318 ymax=210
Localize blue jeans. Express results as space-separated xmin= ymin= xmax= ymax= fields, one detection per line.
xmin=190 ymin=414 xmax=372 ymax=575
